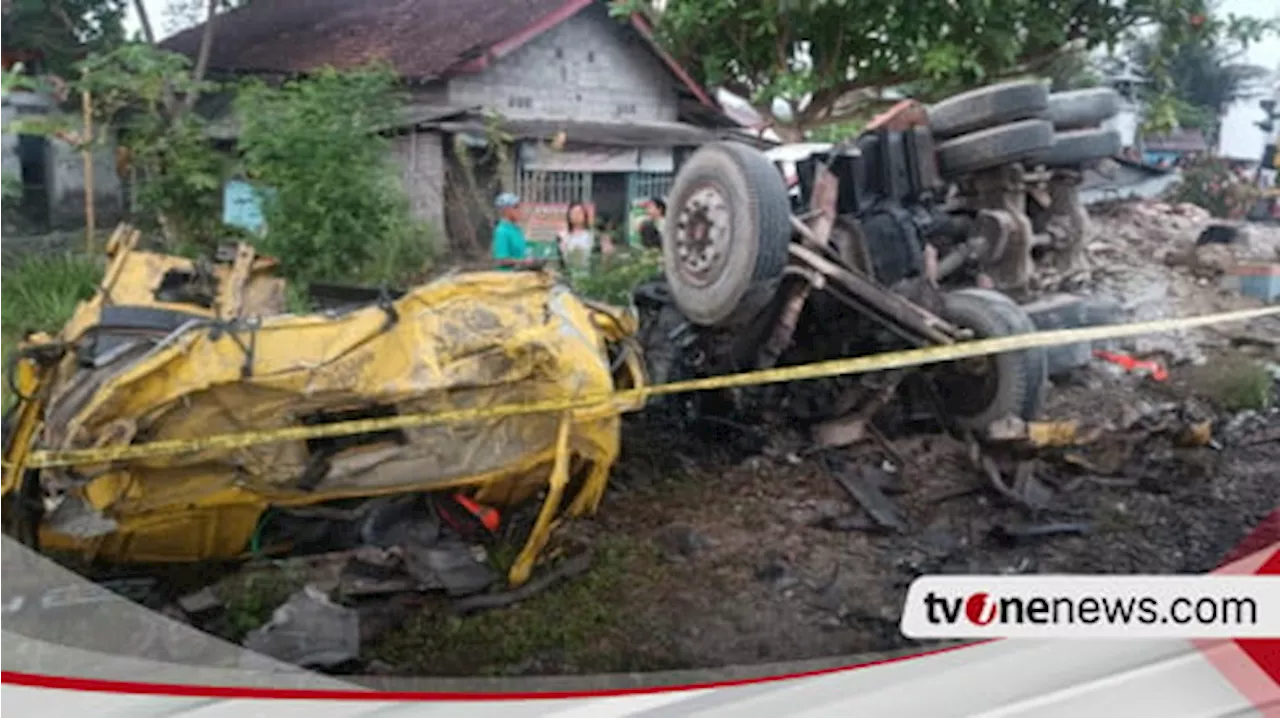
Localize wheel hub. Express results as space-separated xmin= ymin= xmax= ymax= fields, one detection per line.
xmin=673 ymin=185 xmax=732 ymax=287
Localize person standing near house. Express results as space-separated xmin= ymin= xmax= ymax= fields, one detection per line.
xmin=638 ymin=197 xmax=666 ymax=249
xmin=557 ymin=202 xmax=596 ymax=270
xmin=491 ymin=193 xmax=542 ymax=270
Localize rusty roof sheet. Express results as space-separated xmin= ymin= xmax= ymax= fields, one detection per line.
xmin=160 ymin=0 xmax=583 ymax=78
xmin=1143 ymin=129 xmax=1209 ymax=153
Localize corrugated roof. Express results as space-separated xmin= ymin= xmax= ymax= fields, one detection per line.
xmin=1143 ymin=129 xmax=1209 ymax=153
xmin=162 ymin=0 xmax=594 ymax=78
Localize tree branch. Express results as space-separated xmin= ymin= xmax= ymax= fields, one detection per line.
xmin=180 ymin=0 xmax=220 ymax=113
xmin=132 ymin=0 xmax=156 ymax=44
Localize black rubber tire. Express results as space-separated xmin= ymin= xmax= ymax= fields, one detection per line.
xmin=662 ymin=142 xmax=792 ymax=327
xmin=1048 ymin=88 xmax=1121 ymax=130
xmin=948 ymin=288 xmax=1048 ymax=420
xmin=935 ymin=119 xmax=1054 ymax=178
xmin=935 ymin=288 xmax=1048 ymax=430
xmin=927 ymin=81 xmax=1050 ymax=140
xmin=1044 ymin=128 xmax=1122 ymax=168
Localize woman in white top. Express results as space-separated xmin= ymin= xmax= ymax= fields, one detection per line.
xmin=558 ymin=202 xmax=597 ymax=270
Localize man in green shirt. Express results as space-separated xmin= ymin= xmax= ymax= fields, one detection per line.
xmin=491 ymin=193 xmax=543 ymax=270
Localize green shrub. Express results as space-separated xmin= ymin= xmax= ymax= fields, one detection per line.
xmin=567 ymin=247 xmax=663 ymax=306
xmin=2 ymin=252 xmax=101 ymax=407
xmin=237 ymin=65 xmax=437 ymax=287
xmin=1165 ymin=155 xmax=1261 ymax=219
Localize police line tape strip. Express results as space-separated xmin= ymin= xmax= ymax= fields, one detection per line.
xmin=19 ymin=305 xmax=1280 ymax=469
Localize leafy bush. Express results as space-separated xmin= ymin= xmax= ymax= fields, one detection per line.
xmin=567 ymin=247 xmax=663 ymax=306
xmin=237 ymin=66 xmax=437 ymax=286
xmin=1165 ymin=155 xmax=1262 ymax=219
xmin=77 ymin=45 xmax=229 ymax=249
xmin=1 ymin=252 xmax=102 ymax=407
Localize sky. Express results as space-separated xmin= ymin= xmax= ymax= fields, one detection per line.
xmin=1215 ymin=0 xmax=1280 ymax=160
xmin=127 ymin=0 xmax=1280 ymax=157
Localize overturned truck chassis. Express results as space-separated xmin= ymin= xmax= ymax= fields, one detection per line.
xmin=638 ymin=151 xmax=1050 ymax=442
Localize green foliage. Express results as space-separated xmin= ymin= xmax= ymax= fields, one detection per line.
xmin=2 ymin=0 xmax=126 ymax=77
xmin=76 ymin=44 xmax=228 ymax=247
xmin=0 ymin=252 xmax=99 ymax=409
xmin=806 ymin=119 xmax=866 ymax=143
xmin=1043 ymin=47 xmax=1104 ymax=91
xmin=1192 ymin=357 xmax=1276 ymax=412
xmin=237 ymin=66 xmax=437 ymax=285
xmin=1129 ymin=12 xmax=1276 ymax=136
xmin=620 ymin=0 xmax=1276 ymax=135
xmin=1164 ymin=155 xmax=1261 ymax=219
xmin=566 ymin=247 xmax=663 ymax=306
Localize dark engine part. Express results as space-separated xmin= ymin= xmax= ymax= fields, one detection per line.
xmin=792 ymin=126 xmax=952 ymax=288
xmin=852 ymin=205 xmax=927 ymax=287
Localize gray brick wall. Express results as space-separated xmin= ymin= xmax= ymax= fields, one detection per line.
xmin=447 ymin=4 xmax=679 ymax=123
xmin=389 ymin=131 xmax=446 ymax=237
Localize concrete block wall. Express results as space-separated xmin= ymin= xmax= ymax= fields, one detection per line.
xmin=2 ymin=90 xmax=123 ymax=231
xmin=390 ymin=130 xmax=446 ymax=240
xmin=447 ymin=4 xmax=679 ymax=124
xmin=47 ymin=126 xmax=124 ymax=229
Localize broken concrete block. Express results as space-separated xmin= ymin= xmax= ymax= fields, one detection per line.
xmin=176 ymin=587 xmax=222 ymax=615
xmin=1231 ymin=263 xmax=1280 ymax=303
xmin=242 ymin=585 xmax=360 ymax=669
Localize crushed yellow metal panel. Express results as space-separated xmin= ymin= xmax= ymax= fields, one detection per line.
xmin=3 ymin=227 xmax=645 ymax=585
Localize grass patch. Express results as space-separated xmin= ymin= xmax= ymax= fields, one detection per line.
xmin=369 ymin=537 xmax=671 ymax=676
xmin=1190 ymin=357 xmax=1276 ymax=412
xmin=2 ymin=252 xmax=103 ymax=407
xmin=212 ymin=561 xmax=311 ymax=641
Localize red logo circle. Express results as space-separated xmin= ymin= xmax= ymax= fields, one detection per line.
xmin=965 ymin=592 xmax=997 ymax=625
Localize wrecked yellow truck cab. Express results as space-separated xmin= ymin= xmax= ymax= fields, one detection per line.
xmin=2 ymin=227 xmax=646 ymax=585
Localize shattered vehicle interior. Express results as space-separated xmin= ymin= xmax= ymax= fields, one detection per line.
xmin=2 ymin=227 xmax=646 ymax=587
xmin=636 ymin=80 xmax=1124 ymax=439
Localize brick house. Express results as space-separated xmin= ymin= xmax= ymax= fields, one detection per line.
xmin=163 ymin=0 xmax=752 ymax=255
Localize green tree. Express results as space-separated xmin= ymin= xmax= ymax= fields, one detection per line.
xmin=621 ymin=0 xmax=1276 ymax=138
xmin=236 ymin=66 xmax=436 ymax=285
xmin=1129 ymin=19 xmax=1273 ymax=138
xmin=1 ymin=0 xmax=126 ymax=77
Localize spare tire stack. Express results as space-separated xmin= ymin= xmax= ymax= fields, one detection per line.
xmin=927 ymin=82 xmax=1126 ymax=176
xmin=928 ymin=81 xmax=1054 ymax=178
xmin=1043 ymin=88 xmax=1124 ymax=168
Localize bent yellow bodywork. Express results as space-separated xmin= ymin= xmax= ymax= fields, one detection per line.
xmin=2 ymin=226 xmax=646 ymax=586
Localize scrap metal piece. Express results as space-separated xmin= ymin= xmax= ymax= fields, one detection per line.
xmin=452 ymin=552 xmax=593 ymax=615
xmin=787 ymin=243 xmax=966 ymax=346
xmin=829 ymin=463 xmax=907 ymax=533
xmin=990 ymin=522 xmax=1091 ymax=546
xmin=402 ymin=541 xmax=496 ymax=598
xmin=241 ymin=585 xmax=360 ymax=669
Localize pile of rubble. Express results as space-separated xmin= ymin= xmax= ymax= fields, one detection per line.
xmin=1073 ymin=200 xmax=1280 ymax=366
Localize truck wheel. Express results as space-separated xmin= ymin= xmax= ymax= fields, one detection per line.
xmin=1044 ymin=128 xmax=1122 ymax=168
xmin=927 ymin=80 xmax=1050 ymax=140
xmin=933 ymin=288 xmax=1048 ymax=430
xmin=663 ymin=142 xmax=792 ymax=326
xmin=1048 ymin=88 xmax=1121 ymax=130
xmin=935 ymin=119 xmax=1054 ymax=177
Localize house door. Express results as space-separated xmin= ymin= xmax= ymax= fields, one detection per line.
xmin=15 ymin=133 xmax=50 ymax=229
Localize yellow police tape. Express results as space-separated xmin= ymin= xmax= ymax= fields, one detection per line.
xmin=20 ymin=305 xmax=1280 ymax=469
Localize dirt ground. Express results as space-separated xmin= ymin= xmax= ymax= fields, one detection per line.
xmin=357 ymin=202 xmax=1280 ymax=677
xmin=35 ymin=201 xmax=1280 ymax=678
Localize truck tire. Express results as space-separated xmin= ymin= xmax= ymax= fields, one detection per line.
xmin=933 ymin=288 xmax=1048 ymax=430
xmin=927 ymin=80 xmax=1050 ymax=140
xmin=948 ymin=288 xmax=1048 ymax=420
xmin=662 ymin=142 xmax=792 ymax=327
xmin=935 ymin=119 xmax=1054 ymax=177
xmin=1044 ymin=128 xmax=1122 ymax=168
xmin=1048 ymin=88 xmax=1121 ymax=130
